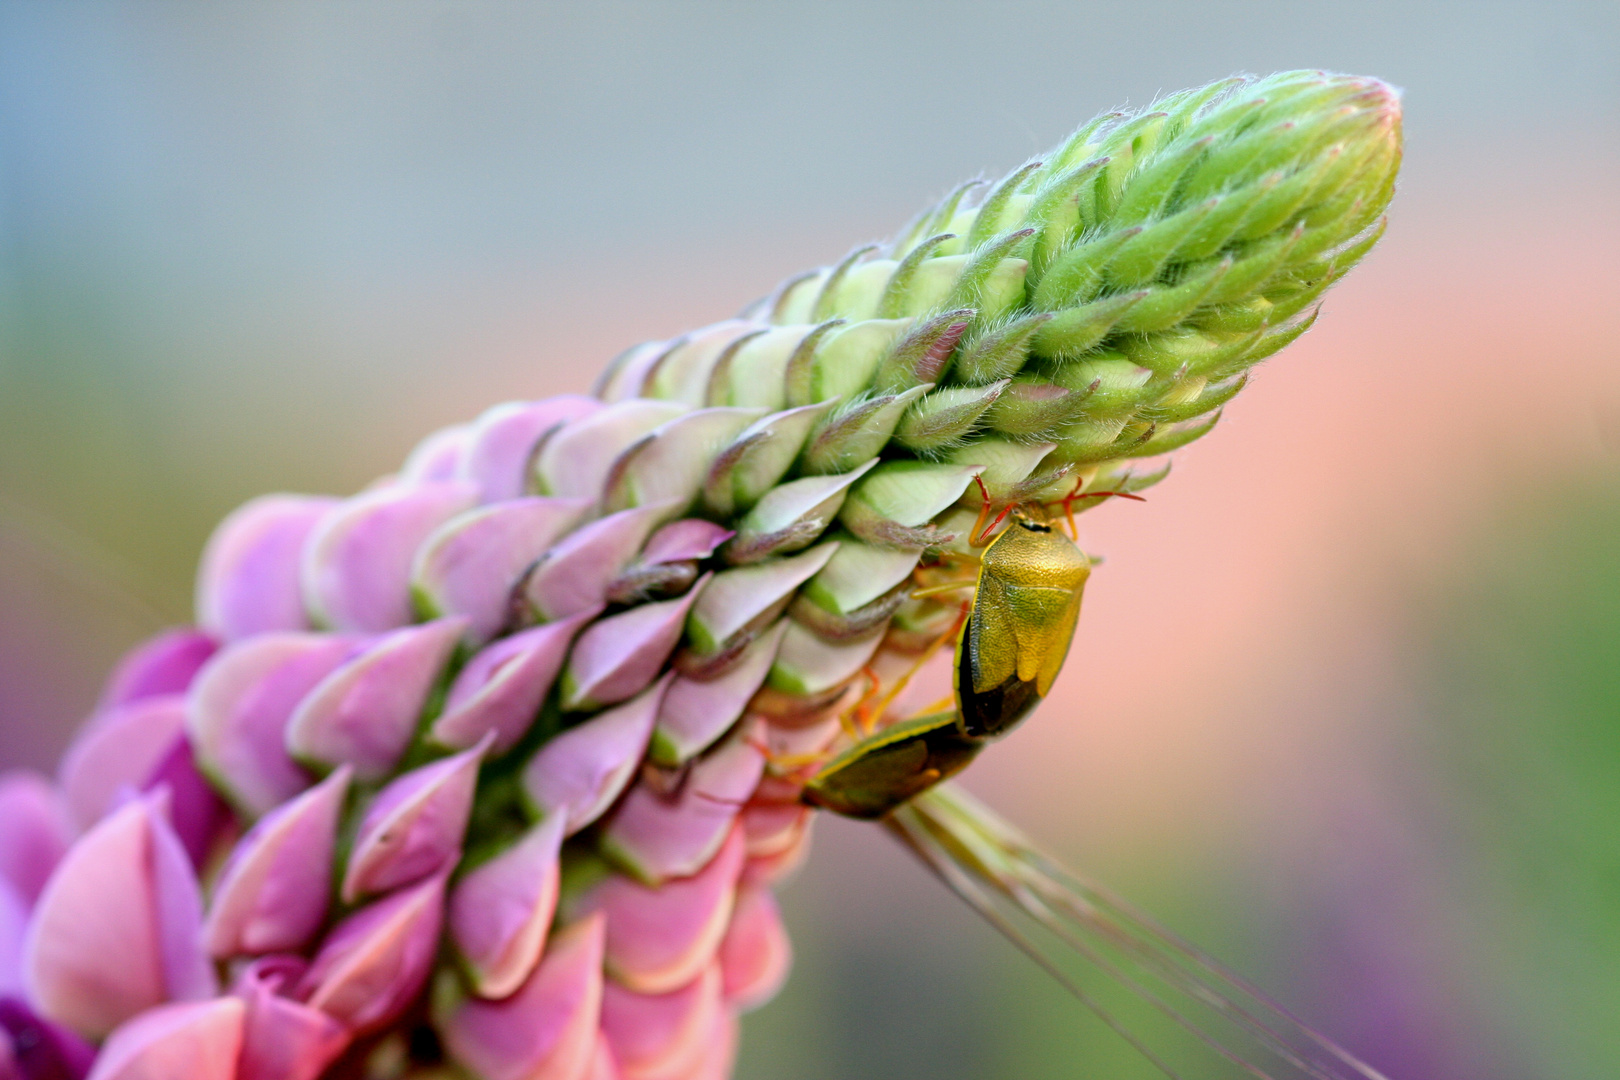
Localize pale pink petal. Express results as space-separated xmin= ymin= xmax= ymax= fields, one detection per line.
xmin=301 ymin=482 xmax=479 ymax=633
xmin=650 ymin=621 xmax=786 ymax=767
xmin=439 ymin=915 xmax=605 ymax=1080
xmin=740 ymin=800 xmax=810 ymax=859
xmin=412 ymin=498 xmax=591 ymax=645
xmin=233 ymin=958 xmax=350 ymax=1080
xmin=458 ymin=398 xmax=603 ymax=504
xmin=196 ymin=495 xmax=337 ymax=640
xmin=522 ymin=677 xmax=669 ymax=836
xmin=561 ymin=580 xmax=709 ymax=711
xmin=0 ymin=881 xmax=26 ymax=998
xmin=400 ymin=423 xmax=472 ymax=484
xmin=718 ymin=885 xmax=791 ymax=1012
xmin=682 ymin=1009 xmax=739 ymax=1080
xmin=449 ymin=816 xmax=566 ymax=999
xmin=341 ymin=741 xmax=486 ymax=903
xmin=204 ymin=767 xmax=350 ymax=958
xmin=521 ymin=504 xmax=671 ymax=623
xmin=599 ymin=732 xmax=764 ymax=885
xmin=431 ymin=608 xmax=599 ymax=754
xmin=86 ymin=999 xmax=244 ymax=1080
xmin=58 ymin=696 xmax=186 ymax=833
xmin=98 ymin=630 xmax=218 ymax=709
xmin=598 ymin=964 xmax=722 ymax=1080
xmin=638 ymin=521 xmax=733 ymax=566
xmin=298 ymin=872 xmax=446 ymax=1036
xmin=285 ymin=618 xmax=465 ymax=779
xmin=187 ymin=634 xmax=361 ymax=817
xmin=577 ymin=827 xmax=744 ymax=995
xmin=740 ymin=824 xmax=813 ymax=889
xmin=584 ymin=1035 xmax=620 ymax=1080
xmin=0 ymin=772 xmax=74 ymax=907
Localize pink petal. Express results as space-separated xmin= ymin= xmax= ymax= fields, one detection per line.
xmin=58 ymin=696 xmax=186 ymax=833
xmin=232 ymin=958 xmax=350 ymax=1080
xmin=0 ymin=881 xmax=26 ymax=999
xmin=600 ymin=731 xmax=764 ymax=885
xmin=740 ymin=800 xmax=810 ymax=859
xmin=204 ymin=767 xmax=351 ymax=958
xmin=0 ymin=999 xmax=96 ymax=1080
xmin=639 ymin=520 xmax=733 ymax=566
xmin=718 ymin=884 xmax=791 ymax=1012
xmin=521 ymin=504 xmax=671 ymax=623
xmin=0 ymin=772 xmax=74 ymax=907
xmin=301 ymin=482 xmax=479 ymax=633
xmin=24 ymin=796 xmax=213 ymax=1040
xmin=598 ymin=964 xmax=722 ymax=1080
xmin=449 ymin=815 xmax=566 ymax=999
xmin=141 ymin=738 xmax=229 ymax=869
xmin=431 ymin=608 xmax=599 ymax=754
xmin=650 ymin=621 xmax=786 ymax=767
xmin=413 ymin=498 xmax=592 ymax=645
xmin=196 ymin=495 xmax=338 ymax=641
xmin=577 ymin=827 xmax=744 ymax=995
xmin=439 ymin=915 xmax=605 ymax=1080
xmin=297 ymin=872 xmax=446 ymax=1035
xmin=458 ymin=398 xmax=603 ymax=504
xmin=584 ymin=1035 xmax=620 ymax=1080
xmin=561 ymin=579 xmax=709 ymax=712
xmin=86 ymin=999 xmax=244 ymax=1080
xmin=522 ymin=677 xmax=669 ymax=836
xmin=187 ymin=634 xmax=361 ymax=817
xmin=740 ymin=821 xmax=813 ymax=889
xmin=97 ymin=630 xmax=218 ymax=710
xmin=683 ymin=1009 xmax=739 ymax=1080
xmin=341 ymin=741 xmax=486 ymax=904
xmin=284 ymin=618 xmax=465 ymax=779
xmin=399 ymin=423 xmax=472 ymax=484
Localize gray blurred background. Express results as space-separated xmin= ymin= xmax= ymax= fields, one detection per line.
xmin=3 ymin=3 xmax=1618 ymax=1077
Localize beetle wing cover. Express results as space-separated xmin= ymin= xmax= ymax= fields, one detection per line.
xmin=967 ymin=571 xmax=1020 ymax=694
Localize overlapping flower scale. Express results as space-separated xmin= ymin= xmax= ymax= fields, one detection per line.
xmin=6 ymin=70 xmax=1398 ymax=1080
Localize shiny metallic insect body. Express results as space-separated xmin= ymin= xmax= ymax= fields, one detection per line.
xmin=802 ymin=508 xmax=1089 ymax=819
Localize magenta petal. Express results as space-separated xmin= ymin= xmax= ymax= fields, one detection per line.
xmin=0 ymin=998 xmax=97 ymax=1080
xmin=141 ymin=739 xmax=227 ymax=869
xmin=440 ymin=914 xmax=605 ymax=1080
xmin=297 ymin=872 xmax=446 ymax=1036
xmin=431 ymin=608 xmax=599 ymax=754
xmin=187 ymin=634 xmax=360 ymax=817
xmin=0 ymin=884 xmax=25 ymax=999
xmin=413 ymin=498 xmax=591 ymax=645
xmin=0 ymin=773 xmax=74 ymax=908
xmin=651 ymin=620 xmax=786 ymax=767
xmin=98 ymin=631 xmax=218 ymax=710
xmin=204 ymin=767 xmax=350 ymax=959
xmin=600 ymin=731 xmax=764 ymax=885
xmin=458 ymin=397 xmax=603 ymax=504
xmin=598 ymin=964 xmax=723 ymax=1080
xmin=448 ymin=815 xmax=566 ymax=999
xmin=196 ymin=495 xmax=338 ymax=641
xmin=685 ymin=1008 xmax=739 ymax=1080
xmin=521 ymin=504 xmax=672 ymax=623
xmin=86 ymin=999 xmax=244 ymax=1080
xmin=718 ymin=884 xmax=792 ymax=1013
xmin=400 ymin=423 xmax=472 ymax=484
xmin=640 ymin=520 xmax=733 ymax=566
xmin=58 ymin=696 xmax=186 ymax=833
xmin=585 ymin=1035 xmax=620 ymax=1080
xmin=340 ymin=741 xmax=486 ymax=903
xmin=301 ymin=482 xmax=479 ymax=633
xmin=561 ymin=579 xmax=709 ymax=711
xmin=578 ymin=826 xmax=745 ymax=995
xmin=285 ymin=619 xmax=465 ymax=779
xmin=521 ymin=676 xmax=670 ymax=837
xmin=232 ymin=959 xmax=350 ymax=1080
xmin=24 ymin=795 xmax=213 ymax=1039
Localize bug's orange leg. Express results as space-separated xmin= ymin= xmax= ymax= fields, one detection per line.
xmin=863 ymin=602 xmax=969 ymax=727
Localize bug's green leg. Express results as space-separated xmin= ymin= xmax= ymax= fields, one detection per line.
xmin=800 ymin=711 xmax=982 ymax=820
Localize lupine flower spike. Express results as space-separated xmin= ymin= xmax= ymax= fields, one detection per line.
xmin=8 ymin=70 xmax=1399 ymax=1079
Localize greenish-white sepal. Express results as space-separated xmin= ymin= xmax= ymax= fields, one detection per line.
xmin=838 ymin=460 xmax=984 ymax=548
xmin=1114 ymin=257 xmax=1232 ymax=335
xmin=894 ymin=381 xmax=1007 ymax=454
xmin=799 ymin=532 xmax=923 ymax=616
xmin=942 ymin=232 xmax=1034 ymax=319
xmin=1199 ymin=223 xmax=1304 ymax=308
xmin=771 ymin=269 xmax=830 ymax=325
xmin=986 ymin=379 xmax=1087 ymax=438
xmin=872 ymin=309 xmax=975 ymax=393
xmin=593 ymin=340 xmax=669 ymax=403
xmin=1050 ymin=352 xmax=1156 ymax=418
xmin=965 ymin=162 xmax=1041 ymax=251
xmin=891 ymin=252 xmax=968 ymax=315
xmin=946 ymin=439 xmax=1061 ymax=506
xmin=1030 ymin=289 xmax=1148 ymax=360
xmin=811 ymin=244 xmax=880 ymax=323
xmin=766 ymin=619 xmax=886 ymax=697
xmin=1050 ymin=415 xmax=1133 ymax=465
xmin=875 ymin=234 xmax=957 ymax=319
xmin=1025 ymin=156 xmax=1110 ymax=278
xmin=700 ymin=401 xmax=833 ymax=519
xmin=1142 ymin=373 xmax=1247 ymax=424
xmin=719 ymin=324 xmax=820 ymax=411
xmin=532 ymin=399 xmax=690 ymax=500
xmin=686 ymin=542 xmax=839 ymax=657
xmin=1032 ymin=227 xmax=1140 ymax=311
xmin=1110 ymin=134 xmax=1217 ymax=225
xmin=1104 ymin=198 xmax=1218 ymax=288
xmin=601 ymin=407 xmax=766 ymax=516
xmin=828 ymin=257 xmax=900 ymax=321
xmin=952 ymin=313 xmax=1051 ymax=385
xmin=1119 ymin=411 xmax=1223 ymax=459
xmin=643 ymin=320 xmax=762 ymax=406
xmin=1118 ymin=326 xmax=1262 ymax=378
xmin=787 ymin=318 xmax=913 ymax=408
xmin=722 ymin=458 xmax=877 ymax=565
xmin=800 ymin=384 xmax=932 ymax=476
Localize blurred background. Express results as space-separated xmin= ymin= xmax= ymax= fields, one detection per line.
xmin=2 ymin=3 xmax=1618 ymax=1077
